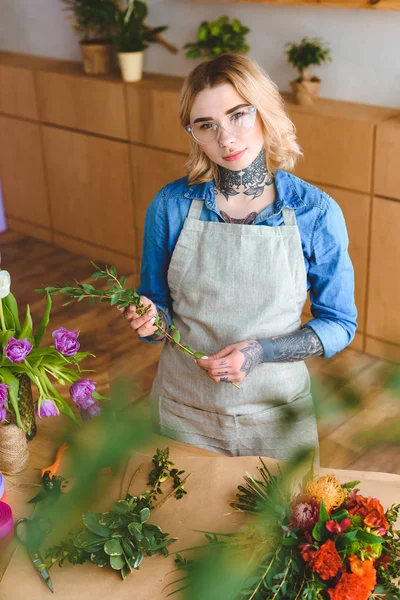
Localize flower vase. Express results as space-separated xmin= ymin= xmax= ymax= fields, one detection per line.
xmin=16 ymin=374 xmax=37 ymax=441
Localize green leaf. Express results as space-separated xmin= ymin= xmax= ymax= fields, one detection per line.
xmin=19 ymin=304 xmax=34 ymax=344
xmin=2 ymin=293 xmax=20 ymax=331
xmin=110 ymin=555 xmax=125 ymax=570
xmin=113 ymin=500 xmax=130 ymax=514
xmin=74 ymin=530 xmax=105 ymax=549
xmin=82 ymin=513 xmax=112 ymax=538
xmin=172 ymin=330 xmax=180 ymax=344
xmin=34 ymin=293 xmax=52 ymax=346
xmin=43 ymin=376 xmax=80 ymax=426
xmin=104 ymin=538 xmax=123 ymax=556
xmin=0 ymin=367 xmax=23 ymax=428
xmin=128 ymin=522 xmax=143 ymax=540
xmin=140 ymin=507 xmax=150 ymax=523
xmin=356 ymin=530 xmax=385 ymax=544
xmin=335 ymin=529 xmax=358 ymax=550
xmin=193 ymin=352 xmax=206 ymax=359
xmin=129 ymin=551 xmax=143 ymax=569
xmin=121 ymin=539 xmax=134 ymax=558
xmin=90 ymin=550 xmax=109 ymax=567
xmin=312 ymin=499 xmax=329 ymax=542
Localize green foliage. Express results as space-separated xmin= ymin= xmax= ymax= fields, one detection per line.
xmin=284 ymin=37 xmax=332 ymax=80
xmin=37 ymin=263 xmax=209 ymax=370
xmin=184 ymin=16 xmax=250 ymax=61
xmin=112 ymin=0 xmax=168 ymax=53
xmin=45 ymin=447 xmax=186 ymax=579
xmin=60 ymin=0 xmax=116 ymax=42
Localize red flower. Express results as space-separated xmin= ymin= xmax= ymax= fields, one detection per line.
xmin=327 ymin=573 xmax=370 ymax=600
xmin=346 ymin=494 xmax=389 ymax=531
xmin=374 ymin=553 xmax=391 ymax=571
xmin=304 ymin=539 xmax=343 ymax=580
xmin=326 ymin=518 xmax=352 ymax=534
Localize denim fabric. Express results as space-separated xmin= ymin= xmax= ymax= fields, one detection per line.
xmin=138 ymin=169 xmax=358 ymax=358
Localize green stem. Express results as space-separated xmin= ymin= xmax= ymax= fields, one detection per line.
xmin=248 ymin=546 xmax=281 ymax=600
xmin=0 ymin=298 xmax=6 ymax=331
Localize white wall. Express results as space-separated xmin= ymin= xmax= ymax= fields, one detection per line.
xmin=1 ymin=0 xmax=399 ymax=108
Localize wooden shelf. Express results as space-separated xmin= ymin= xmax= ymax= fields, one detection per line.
xmin=210 ymin=0 xmax=400 ymax=11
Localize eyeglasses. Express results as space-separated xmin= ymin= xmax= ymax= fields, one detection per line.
xmin=184 ymin=105 xmax=257 ymax=144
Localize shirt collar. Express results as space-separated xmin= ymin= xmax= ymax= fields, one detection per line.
xmin=183 ymin=169 xmax=306 ymax=215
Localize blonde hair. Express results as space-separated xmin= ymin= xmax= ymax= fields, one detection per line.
xmin=180 ymin=53 xmax=303 ymax=185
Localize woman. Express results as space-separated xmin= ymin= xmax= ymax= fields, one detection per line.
xmin=120 ymin=53 xmax=357 ymax=460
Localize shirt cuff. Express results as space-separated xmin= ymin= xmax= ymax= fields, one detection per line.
xmin=138 ymin=304 xmax=172 ymax=344
xmin=305 ymin=318 xmax=355 ymax=359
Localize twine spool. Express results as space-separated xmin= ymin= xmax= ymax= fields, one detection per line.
xmin=0 ymin=424 xmax=29 ymax=475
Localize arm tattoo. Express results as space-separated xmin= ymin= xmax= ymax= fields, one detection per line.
xmin=238 ymin=341 xmax=263 ymax=375
xmin=147 ymin=309 xmax=169 ymax=341
xmin=257 ymin=327 xmax=324 ymax=363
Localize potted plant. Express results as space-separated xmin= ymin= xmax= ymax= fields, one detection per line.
xmin=112 ymin=0 xmax=168 ymax=82
xmin=0 ymin=268 xmax=106 ymax=442
xmin=184 ymin=16 xmax=250 ymax=62
xmin=284 ymin=37 xmax=332 ymax=106
xmin=60 ymin=0 xmax=116 ymax=75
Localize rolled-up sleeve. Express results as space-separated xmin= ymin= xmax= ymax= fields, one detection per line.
xmin=304 ymin=194 xmax=358 ymax=358
xmin=137 ymin=188 xmax=173 ymax=344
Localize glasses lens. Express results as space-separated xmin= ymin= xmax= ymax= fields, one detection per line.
xmin=192 ymin=122 xmax=218 ymax=143
xmin=190 ymin=106 xmax=256 ymax=143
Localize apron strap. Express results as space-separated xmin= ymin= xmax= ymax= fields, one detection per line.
xmin=282 ymin=207 xmax=297 ymax=226
xmin=187 ymin=199 xmax=204 ymax=220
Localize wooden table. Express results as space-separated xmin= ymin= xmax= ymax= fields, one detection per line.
xmin=1 ymin=417 xmax=400 ymax=599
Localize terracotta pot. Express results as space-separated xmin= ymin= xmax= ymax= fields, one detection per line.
xmin=118 ymin=51 xmax=144 ymax=83
xmin=291 ymin=77 xmax=321 ymax=106
xmin=80 ymin=41 xmax=113 ymax=75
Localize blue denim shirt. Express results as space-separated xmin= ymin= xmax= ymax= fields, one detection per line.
xmin=138 ymin=169 xmax=358 ymax=359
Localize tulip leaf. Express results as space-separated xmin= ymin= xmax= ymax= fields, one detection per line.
xmin=2 ymin=293 xmax=21 ymax=332
xmin=19 ymin=304 xmax=34 ymax=344
xmin=34 ymin=292 xmax=52 ymax=347
xmin=0 ymin=367 xmax=23 ymax=429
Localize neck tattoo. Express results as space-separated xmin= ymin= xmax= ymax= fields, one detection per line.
xmin=216 ymin=149 xmax=275 ymax=202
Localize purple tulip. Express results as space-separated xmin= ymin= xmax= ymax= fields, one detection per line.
xmin=0 ymin=384 xmax=10 ymax=407
xmin=70 ymin=379 xmax=96 ymax=410
xmin=4 ymin=337 xmax=33 ymax=363
xmin=0 ymin=407 xmax=6 ymax=422
xmin=80 ymin=401 xmax=102 ymax=422
xmin=52 ymin=328 xmax=80 ymax=357
xmin=35 ymin=400 xmax=60 ymax=418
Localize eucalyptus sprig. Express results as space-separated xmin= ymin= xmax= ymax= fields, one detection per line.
xmin=45 ymin=447 xmax=188 ymax=580
xmin=36 ymin=263 xmax=240 ymax=390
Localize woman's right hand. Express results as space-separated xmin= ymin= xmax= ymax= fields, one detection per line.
xmin=118 ymin=296 xmax=159 ymax=337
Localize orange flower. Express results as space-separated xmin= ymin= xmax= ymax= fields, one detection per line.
xmin=348 ymin=555 xmax=377 ymax=596
xmin=346 ymin=494 xmax=389 ymax=531
xmin=306 ymin=539 xmax=343 ymax=580
xmin=305 ymin=475 xmax=346 ymax=512
xmin=328 ymin=573 xmax=370 ymax=600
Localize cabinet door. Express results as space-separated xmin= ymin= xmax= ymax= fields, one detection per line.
xmin=130 ymin=145 xmax=186 ymax=258
xmin=42 ymin=126 xmax=135 ymax=256
xmin=289 ymin=108 xmax=375 ymax=193
xmin=374 ymin=116 xmax=400 ymax=201
xmin=0 ymin=65 xmax=38 ymax=120
xmin=36 ymin=70 xmax=128 ymax=139
xmin=0 ymin=115 xmax=50 ymax=228
xmin=126 ymin=76 xmax=189 ymax=154
xmin=366 ymin=196 xmax=400 ymax=347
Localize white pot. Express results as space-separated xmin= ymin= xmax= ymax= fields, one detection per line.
xmin=118 ymin=51 xmax=144 ymax=83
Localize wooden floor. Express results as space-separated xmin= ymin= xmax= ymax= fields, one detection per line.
xmin=1 ymin=229 xmax=399 ymax=473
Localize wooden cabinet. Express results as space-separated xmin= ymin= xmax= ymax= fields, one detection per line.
xmin=366 ymin=196 xmax=400 ymax=351
xmin=214 ymin=0 xmax=400 ymax=9
xmin=285 ymin=96 xmax=397 ymax=193
xmin=0 ymin=65 xmax=38 ymax=120
xmin=36 ymin=65 xmax=128 ymax=139
xmin=374 ymin=116 xmax=400 ymax=201
xmin=126 ymin=74 xmax=189 ymax=154
xmin=0 ymin=115 xmax=51 ymax=237
xmin=130 ymin=145 xmax=186 ymax=257
xmin=42 ymin=126 xmax=136 ymax=256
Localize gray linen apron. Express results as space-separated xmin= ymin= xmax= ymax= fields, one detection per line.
xmin=150 ymin=199 xmax=319 ymax=459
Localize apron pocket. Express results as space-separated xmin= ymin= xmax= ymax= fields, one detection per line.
xmin=157 ymin=395 xmax=239 ymax=455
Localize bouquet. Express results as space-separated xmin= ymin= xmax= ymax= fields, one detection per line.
xmin=174 ymin=460 xmax=400 ymax=599
xmin=0 ymin=268 xmax=106 ymax=439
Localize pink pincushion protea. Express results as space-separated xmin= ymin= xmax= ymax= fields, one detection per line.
xmin=291 ymin=498 xmax=320 ymax=531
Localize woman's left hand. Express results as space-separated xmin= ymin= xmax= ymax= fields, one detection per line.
xmin=195 ymin=340 xmax=263 ymax=384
